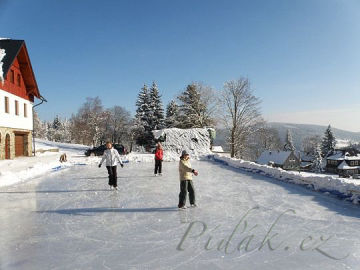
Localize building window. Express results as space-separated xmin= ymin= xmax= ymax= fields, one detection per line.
xmin=328 ymin=160 xmax=338 ymax=166
xmin=24 ymin=103 xmax=27 ymax=117
xmin=17 ymin=74 xmax=21 ymax=87
xmin=15 ymin=100 xmax=19 ymax=115
xmin=350 ymin=161 xmax=359 ymax=166
xmin=10 ymin=70 xmax=14 ymax=83
xmin=5 ymin=97 xmax=9 ymax=113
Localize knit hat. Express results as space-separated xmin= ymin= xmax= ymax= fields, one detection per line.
xmin=181 ymin=150 xmax=189 ymax=157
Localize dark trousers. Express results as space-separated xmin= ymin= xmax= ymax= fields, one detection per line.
xmin=178 ymin=180 xmax=195 ymax=207
xmin=154 ymin=159 xmax=162 ymax=174
xmin=106 ymin=166 xmax=118 ymax=187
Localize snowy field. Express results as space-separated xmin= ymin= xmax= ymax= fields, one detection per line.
xmin=0 ymin=139 xmax=154 ymax=187
xmin=0 ymin=160 xmax=359 ymax=270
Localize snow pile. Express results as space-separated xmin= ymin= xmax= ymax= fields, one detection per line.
xmin=35 ymin=138 xmax=89 ymax=155
xmin=211 ymin=145 xmax=224 ymax=152
xmin=0 ymin=157 xmax=78 ymax=187
xmin=0 ymin=139 xmax=158 ymax=187
xmin=126 ymin=152 xmax=154 ymax=163
xmin=210 ymin=154 xmax=360 ymax=204
xmin=153 ymin=128 xmax=212 ymax=161
xmin=0 ymin=48 xmax=5 ymax=83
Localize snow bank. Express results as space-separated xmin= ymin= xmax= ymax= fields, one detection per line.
xmin=0 ymin=139 xmax=159 ymax=187
xmin=0 ymin=156 xmax=86 ymax=187
xmin=35 ymin=139 xmax=89 ymax=155
xmin=211 ymin=146 xmax=224 ymax=152
xmin=153 ymin=128 xmax=213 ymax=161
xmin=126 ymin=152 xmax=154 ymax=163
xmin=209 ymin=154 xmax=360 ymax=204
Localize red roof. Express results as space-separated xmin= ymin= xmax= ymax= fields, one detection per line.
xmin=0 ymin=39 xmax=41 ymax=99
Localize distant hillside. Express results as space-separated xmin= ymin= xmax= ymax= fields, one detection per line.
xmin=268 ymin=122 xmax=360 ymax=149
xmin=214 ymin=123 xmax=360 ymax=151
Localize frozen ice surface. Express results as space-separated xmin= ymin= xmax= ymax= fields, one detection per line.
xmin=0 ymin=160 xmax=359 ymax=269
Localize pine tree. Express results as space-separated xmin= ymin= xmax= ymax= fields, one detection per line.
xmin=52 ymin=115 xmax=61 ymax=130
xmin=135 ymin=84 xmax=154 ymax=146
xmin=312 ymin=143 xmax=323 ymax=172
xmin=165 ymin=100 xmax=179 ymax=128
xmin=149 ymin=82 xmax=165 ymax=130
xmin=135 ymin=84 xmax=151 ymax=129
xmin=284 ymin=129 xmax=295 ymax=151
xmin=177 ymin=83 xmax=211 ymax=128
xmin=321 ymin=125 xmax=336 ymax=157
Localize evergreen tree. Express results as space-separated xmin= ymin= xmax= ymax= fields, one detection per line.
xmin=321 ymin=125 xmax=336 ymax=157
xmin=134 ymin=84 xmax=154 ymax=146
xmin=165 ymin=100 xmax=180 ymax=128
xmin=135 ymin=84 xmax=151 ymax=128
xmin=284 ymin=129 xmax=295 ymax=151
xmin=312 ymin=143 xmax=323 ymax=172
xmin=177 ymin=83 xmax=213 ymax=128
xmin=149 ymin=82 xmax=165 ymax=130
xmin=52 ymin=115 xmax=61 ymax=130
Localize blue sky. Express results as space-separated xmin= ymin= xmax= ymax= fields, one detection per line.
xmin=1 ymin=0 xmax=360 ymax=131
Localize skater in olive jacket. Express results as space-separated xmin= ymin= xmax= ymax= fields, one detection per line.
xmin=178 ymin=150 xmax=198 ymax=209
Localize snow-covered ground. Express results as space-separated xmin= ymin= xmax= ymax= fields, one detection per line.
xmin=212 ymin=154 xmax=360 ymax=204
xmin=336 ymin=138 xmax=351 ymax=148
xmin=0 ymin=139 xmax=153 ymax=187
xmin=0 ymin=161 xmax=359 ymax=269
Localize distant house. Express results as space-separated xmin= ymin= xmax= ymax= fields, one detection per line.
xmin=300 ymin=152 xmax=315 ymax=171
xmin=256 ymin=150 xmax=301 ymax=170
xmin=326 ymin=150 xmax=360 ymax=177
xmin=0 ymin=39 xmax=43 ymax=159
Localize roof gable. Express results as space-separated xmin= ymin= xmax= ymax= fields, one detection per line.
xmin=0 ymin=39 xmax=40 ymax=98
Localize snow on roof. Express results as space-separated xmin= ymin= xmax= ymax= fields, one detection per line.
xmin=337 ymin=160 xmax=360 ymax=170
xmin=300 ymin=152 xmax=315 ymax=162
xmin=0 ymin=48 xmax=5 ymax=83
xmin=327 ymin=151 xmax=344 ymax=160
xmin=327 ymin=151 xmax=360 ymax=161
xmin=257 ymin=151 xmax=293 ymax=165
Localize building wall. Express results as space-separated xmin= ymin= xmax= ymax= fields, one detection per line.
xmin=0 ymin=89 xmax=33 ymax=130
xmin=0 ymin=127 xmax=32 ymax=159
xmin=283 ymin=152 xmax=301 ymax=170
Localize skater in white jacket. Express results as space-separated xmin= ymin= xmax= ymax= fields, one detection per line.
xmin=98 ymin=142 xmax=124 ymax=190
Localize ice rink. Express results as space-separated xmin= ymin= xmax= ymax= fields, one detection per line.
xmin=0 ymin=160 xmax=359 ymax=269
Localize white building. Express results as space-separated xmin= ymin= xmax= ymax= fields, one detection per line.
xmin=0 ymin=39 xmax=44 ymax=159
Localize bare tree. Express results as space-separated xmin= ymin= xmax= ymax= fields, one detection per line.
xmin=302 ymin=135 xmax=322 ymax=156
xmin=105 ymin=106 xmax=132 ymax=144
xmin=33 ymin=110 xmax=47 ymax=139
xmin=220 ymin=78 xmax=262 ymax=158
xmin=245 ymin=121 xmax=282 ymax=160
xmin=70 ymin=97 xmax=106 ymax=146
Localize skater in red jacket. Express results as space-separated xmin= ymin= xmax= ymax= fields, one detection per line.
xmin=154 ymin=143 xmax=163 ymax=176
